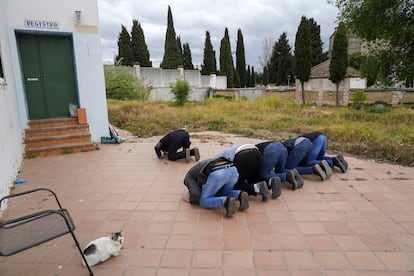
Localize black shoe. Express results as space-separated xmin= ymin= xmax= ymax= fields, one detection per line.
xmin=238 ymin=191 xmax=249 ymax=211
xmin=286 ymin=170 xmax=298 ymax=190
xmin=333 ymin=155 xmax=347 ymax=173
xmin=339 ymin=155 xmax=348 ymax=171
xmin=292 ymin=168 xmax=304 ymax=188
xmin=269 ymin=177 xmax=281 ymax=199
xmin=319 ymin=160 xmax=332 ymax=179
xmin=313 ymin=164 xmax=327 ymax=181
xmin=190 ymin=148 xmax=200 ymax=161
xmin=224 ymin=197 xmax=236 ymax=217
xmin=258 ymin=181 xmax=268 ymax=202
xmin=338 ymin=155 xmax=348 ymax=172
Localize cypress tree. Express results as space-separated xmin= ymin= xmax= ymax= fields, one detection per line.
xmin=201 ymin=31 xmax=216 ymax=75
xmin=308 ymin=18 xmax=323 ymax=66
xmin=233 ymin=68 xmax=241 ymax=88
xmin=251 ymin=66 xmax=256 ymax=87
xmin=236 ymin=29 xmax=246 ymax=87
xmin=177 ymin=36 xmax=183 ymax=66
xmin=219 ymin=28 xmax=234 ymax=88
xmin=294 ymin=16 xmax=312 ymax=103
xmin=160 ymin=6 xmax=182 ymax=69
xmin=329 ymin=22 xmax=348 ymax=106
xmin=183 ymin=42 xmax=194 ymax=70
xmin=269 ymin=32 xmax=293 ymax=85
xmin=131 ymin=19 xmax=152 ymax=67
xmin=246 ymin=65 xmax=251 ymax=87
xmin=116 ymin=24 xmax=134 ymax=66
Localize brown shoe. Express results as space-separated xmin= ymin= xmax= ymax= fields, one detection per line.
xmin=193 ymin=147 xmax=200 ymax=161
xmin=185 ymin=148 xmax=191 ymax=163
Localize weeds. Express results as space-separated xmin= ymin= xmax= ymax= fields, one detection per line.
xmin=107 ymin=96 xmax=414 ymax=166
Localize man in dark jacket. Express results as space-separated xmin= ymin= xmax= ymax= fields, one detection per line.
xmin=183 ymin=157 xmax=249 ymax=217
xmin=154 ymin=129 xmax=200 ymax=162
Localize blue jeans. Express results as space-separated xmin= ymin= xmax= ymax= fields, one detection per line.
xmin=309 ymin=135 xmax=333 ymax=167
xmin=260 ymin=142 xmax=288 ymax=181
xmin=286 ymin=138 xmax=313 ymax=175
xmin=200 ymin=166 xmax=241 ymax=208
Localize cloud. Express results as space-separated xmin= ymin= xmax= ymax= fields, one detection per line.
xmin=97 ymin=0 xmax=339 ymax=70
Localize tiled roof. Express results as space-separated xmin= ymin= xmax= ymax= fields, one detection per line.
xmin=310 ymin=59 xmax=361 ymax=78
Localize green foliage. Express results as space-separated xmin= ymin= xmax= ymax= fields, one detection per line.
xmin=182 ymin=42 xmax=194 ymax=70
xmin=294 ymin=16 xmax=312 ymax=103
xmin=236 ymin=29 xmax=246 ymax=88
xmin=131 ymin=19 xmax=152 ymax=67
xmin=201 ymin=31 xmax=217 ymax=75
xmin=309 ymin=18 xmax=323 ymax=66
xmin=170 ymin=79 xmax=190 ymax=105
xmin=104 ymin=65 xmax=147 ymax=100
xmin=330 ymin=22 xmax=348 ymax=105
xmin=219 ymin=28 xmax=235 ymax=88
xmin=269 ymin=32 xmax=293 ymax=85
xmin=350 ymin=89 xmax=367 ymax=109
xmin=160 ymin=6 xmax=182 ymax=69
xmin=334 ymin=0 xmax=414 ymax=83
xmin=116 ymin=25 xmax=134 ymax=66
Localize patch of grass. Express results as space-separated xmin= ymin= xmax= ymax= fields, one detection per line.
xmin=107 ymin=96 xmax=414 ymax=166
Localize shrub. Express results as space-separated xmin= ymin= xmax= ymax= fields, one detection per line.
xmin=104 ymin=65 xmax=147 ymax=100
xmin=350 ymin=89 xmax=367 ymax=109
xmin=170 ymin=79 xmax=190 ymax=105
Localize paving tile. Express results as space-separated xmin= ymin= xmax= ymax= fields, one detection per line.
xmin=2 ymin=132 xmax=414 ymax=275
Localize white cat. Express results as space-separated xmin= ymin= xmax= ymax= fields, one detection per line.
xmin=82 ymin=231 xmax=124 ymax=267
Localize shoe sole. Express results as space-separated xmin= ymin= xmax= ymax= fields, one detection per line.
xmin=292 ymin=169 xmax=304 ymax=188
xmin=185 ymin=148 xmax=191 ymax=163
xmin=313 ymin=164 xmax=327 ymax=181
xmin=333 ymin=156 xmax=346 ymax=173
xmin=320 ymin=160 xmax=332 ymax=179
xmin=286 ymin=170 xmax=298 ymax=190
xmin=338 ymin=155 xmax=348 ymax=172
xmin=225 ymin=197 xmax=236 ymax=217
xmin=259 ymin=181 xmax=268 ymax=201
xmin=194 ymin=148 xmax=200 ymax=161
xmin=271 ymin=177 xmax=281 ymax=199
xmin=239 ymin=192 xmax=249 ymax=211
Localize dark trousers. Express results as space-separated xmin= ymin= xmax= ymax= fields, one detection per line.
xmin=168 ymin=130 xmax=190 ymax=161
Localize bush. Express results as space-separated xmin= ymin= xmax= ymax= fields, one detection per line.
xmin=170 ymin=79 xmax=190 ymax=105
xmin=104 ymin=65 xmax=147 ymax=100
xmin=350 ymin=89 xmax=367 ymax=109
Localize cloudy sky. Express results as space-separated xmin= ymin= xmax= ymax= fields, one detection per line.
xmin=97 ymin=0 xmax=339 ymax=71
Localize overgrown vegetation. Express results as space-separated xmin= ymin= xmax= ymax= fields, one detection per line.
xmin=107 ymin=96 xmax=414 ymax=167
xmin=104 ymin=65 xmax=147 ymax=100
xmin=350 ymin=89 xmax=367 ymax=109
xmin=170 ymin=79 xmax=190 ymax=105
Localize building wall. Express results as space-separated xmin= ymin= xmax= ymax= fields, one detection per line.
xmin=2 ymin=0 xmax=108 ymax=143
xmin=0 ymin=0 xmax=24 ymax=203
xmin=0 ymin=0 xmax=108 ymax=202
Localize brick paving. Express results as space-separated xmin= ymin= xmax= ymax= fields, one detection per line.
xmin=1 ymin=131 xmax=414 ymax=275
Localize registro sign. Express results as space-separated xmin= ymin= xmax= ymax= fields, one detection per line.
xmin=24 ymin=20 xmax=59 ymax=29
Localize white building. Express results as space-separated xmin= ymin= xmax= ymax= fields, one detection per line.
xmin=0 ymin=0 xmax=109 ymax=201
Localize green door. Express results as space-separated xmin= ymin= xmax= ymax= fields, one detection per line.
xmin=17 ymin=33 xmax=78 ymax=119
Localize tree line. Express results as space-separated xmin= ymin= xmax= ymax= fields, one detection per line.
xmin=116 ymin=2 xmax=413 ymax=96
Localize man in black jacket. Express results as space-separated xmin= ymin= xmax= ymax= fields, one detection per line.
xmin=183 ymin=157 xmax=249 ymax=217
xmin=154 ymin=129 xmax=200 ymax=162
